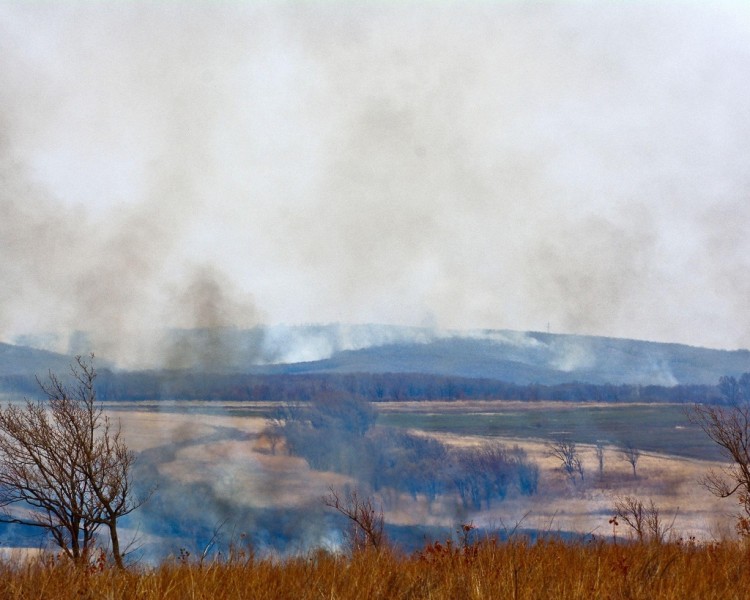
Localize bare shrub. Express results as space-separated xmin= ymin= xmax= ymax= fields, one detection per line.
xmin=323 ymin=486 xmax=385 ymax=552
xmin=613 ymin=496 xmax=676 ymax=544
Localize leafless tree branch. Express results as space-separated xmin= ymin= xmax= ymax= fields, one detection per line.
xmin=546 ymin=438 xmax=584 ymax=485
xmin=690 ymin=396 xmax=750 ymax=534
xmin=0 ymin=355 xmax=147 ymax=567
xmin=323 ymin=486 xmax=385 ymax=552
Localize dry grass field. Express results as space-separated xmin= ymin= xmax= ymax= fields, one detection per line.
xmin=0 ymin=401 xmax=745 ymax=598
xmin=111 ymin=402 xmax=733 ymax=545
xmin=0 ymin=540 xmax=749 ymax=599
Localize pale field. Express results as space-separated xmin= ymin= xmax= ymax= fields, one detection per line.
xmin=113 ymin=405 xmax=736 ymax=544
xmin=116 ymin=410 xmax=349 ymax=509
xmin=409 ymin=431 xmax=733 ymax=541
xmin=114 ymin=410 xmax=266 ymax=452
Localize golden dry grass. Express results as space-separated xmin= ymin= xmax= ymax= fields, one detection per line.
xmin=1 ymin=539 xmax=750 ymax=599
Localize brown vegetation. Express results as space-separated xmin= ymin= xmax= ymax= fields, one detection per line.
xmin=0 ymin=538 xmax=748 ymax=599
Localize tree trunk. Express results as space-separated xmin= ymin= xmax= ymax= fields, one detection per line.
xmin=70 ymin=536 xmax=81 ymax=564
xmin=108 ymin=520 xmax=124 ymax=569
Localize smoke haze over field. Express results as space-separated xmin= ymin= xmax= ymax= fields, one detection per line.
xmin=2 ymin=2 xmax=750 ymax=366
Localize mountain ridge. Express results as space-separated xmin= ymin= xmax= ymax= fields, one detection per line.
xmin=2 ymin=325 xmax=749 ymax=386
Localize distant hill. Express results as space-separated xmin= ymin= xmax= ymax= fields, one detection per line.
xmin=255 ymin=330 xmax=750 ymax=386
xmin=127 ymin=325 xmax=750 ymax=385
xmin=0 ymin=342 xmax=77 ymax=378
xmin=2 ymin=325 xmax=749 ymax=386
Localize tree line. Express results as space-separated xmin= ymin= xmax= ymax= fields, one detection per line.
xmin=1 ymin=370 xmax=726 ymax=404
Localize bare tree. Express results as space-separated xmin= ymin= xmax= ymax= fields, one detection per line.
xmin=613 ymin=496 xmax=675 ymax=544
xmin=324 ymin=486 xmax=385 ymax=551
xmin=0 ymin=356 xmax=146 ymax=567
xmin=690 ymin=393 xmax=750 ymax=536
xmin=547 ymin=438 xmax=584 ymax=485
xmin=0 ymin=399 xmax=100 ymax=563
xmin=621 ymin=443 xmax=641 ymax=479
xmin=595 ymin=442 xmax=605 ymax=480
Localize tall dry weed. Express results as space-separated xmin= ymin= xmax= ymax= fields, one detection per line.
xmin=0 ymin=539 xmax=748 ymax=599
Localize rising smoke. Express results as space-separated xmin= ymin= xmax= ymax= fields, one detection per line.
xmin=2 ymin=2 xmax=750 ymax=369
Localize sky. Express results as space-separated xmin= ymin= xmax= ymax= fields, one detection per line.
xmin=2 ymin=1 xmax=750 ymax=366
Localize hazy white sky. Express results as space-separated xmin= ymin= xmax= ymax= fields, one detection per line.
xmin=2 ymin=1 xmax=750 ymax=362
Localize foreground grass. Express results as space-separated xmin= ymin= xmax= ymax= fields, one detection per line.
xmin=1 ymin=539 xmax=749 ymax=599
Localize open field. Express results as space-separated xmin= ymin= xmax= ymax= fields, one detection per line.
xmin=376 ymin=401 xmax=720 ymax=460
xmin=107 ymin=399 xmax=718 ymax=459
xmin=98 ymin=400 xmax=736 ymax=556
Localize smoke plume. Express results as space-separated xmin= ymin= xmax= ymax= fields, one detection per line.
xmin=2 ymin=2 xmax=750 ymax=367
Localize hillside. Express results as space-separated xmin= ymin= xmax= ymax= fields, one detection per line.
xmin=255 ymin=326 xmax=750 ymax=386
xmin=2 ymin=325 xmax=750 ymax=386
xmin=0 ymin=342 xmax=77 ymax=378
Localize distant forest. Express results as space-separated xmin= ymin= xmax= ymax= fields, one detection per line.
xmin=0 ymin=370 xmax=725 ymax=404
